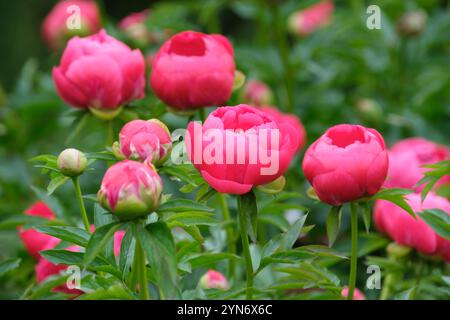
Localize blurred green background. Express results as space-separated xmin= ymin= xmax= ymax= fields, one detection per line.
xmin=0 ymin=0 xmax=449 ymax=299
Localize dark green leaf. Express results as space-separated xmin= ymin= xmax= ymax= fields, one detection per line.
xmin=84 ymin=222 xmax=122 ymax=265
xmin=0 ymin=258 xmax=21 ymax=277
xmin=280 ymin=215 xmax=308 ymax=250
xmin=419 ymin=209 xmax=450 ymax=240
xmin=34 ymin=225 xmax=90 ymax=247
xmin=157 ymin=199 xmax=213 ymax=213
xmin=238 ymin=190 xmax=258 ymax=242
xmin=326 ymin=206 xmax=342 ymax=247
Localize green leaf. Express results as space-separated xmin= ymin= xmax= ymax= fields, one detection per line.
xmin=34 ymin=226 xmax=90 ymax=247
xmin=371 ymin=188 xmax=416 ymax=218
xmin=419 ymin=209 xmax=450 ymax=240
xmin=159 ymin=165 xmax=197 ymax=186
xmin=360 ymin=202 xmax=371 ymax=233
xmin=78 ymin=284 xmax=136 ymax=300
xmin=84 ymin=222 xmax=122 ymax=265
xmin=47 ymin=175 xmax=70 ymax=195
xmin=157 ymin=199 xmax=213 ymax=213
xmin=0 ymin=258 xmax=21 ymax=277
xmin=135 ymin=222 xmax=179 ymax=299
xmin=94 ymin=203 xmax=113 ymax=227
xmin=183 ymin=252 xmax=240 ymax=269
xmin=237 ymin=190 xmax=258 ymax=242
xmin=326 ymin=206 xmax=342 ymax=247
xmin=118 ymin=227 xmax=135 ymax=280
xmin=280 ymin=215 xmax=308 ymax=250
xmin=164 ymin=211 xmax=218 ymax=226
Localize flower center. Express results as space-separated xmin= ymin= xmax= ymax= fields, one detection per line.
xmin=327 ymin=125 xmax=365 ymax=148
xmin=169 ymin=32 xmax=206 ymax=56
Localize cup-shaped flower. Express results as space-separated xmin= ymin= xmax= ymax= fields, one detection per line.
xmin=241 ymin=80 xmax=273 ymax=106
xmin=115 ymin=119 xmax=172 ymax=166
xmin=302 ymin=124 xmax=388 ymax=206
xmin=374 ymin=192 xmax=450 ymax=262
xmin=199 ymin=270 xmax=229 ymax=290
xmin=185 ymin=104 xmax=298 ymax=194
xmin=259 ymin=106 xmax=306 ymax=152
xmin=97 ymin=160 xmax=163 ymax=221
xmin=384 ymin=137 xmax=449 ymax=191
xmin=42 ymin=0 xmax=101 ymax=50
xmin=150 ymin=31 xmax=235 ymax=110
xmin=57 ymin=148 xmax=87 ymax=177
xmin=18 ymin=202 xmax=59 ymax=260
xmin=288 ymin=0 xmax=334 ymax=36
xmin=53 ymin=30 xmax=145 ymax=118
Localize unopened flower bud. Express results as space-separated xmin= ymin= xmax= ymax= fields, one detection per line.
xmin=396 ymin=10 xmax=427 ymax=37
xmin=57 ymin=148 xmax=87 ymax=177
xmin=241 ymin=80 xmax=273 ymax=106
xmin=199 ymin=270 xmax=228 ymax=290
xmin=116 ymin=119 xmax=172 ymax=166
xmin=97 ymin=160 xmax=163 ymax=221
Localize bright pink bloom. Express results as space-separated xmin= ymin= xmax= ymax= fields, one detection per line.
xmin=241 ymin=80 xmax=273 ymax=106
xmin=97 ymin=160 xmax=163 ymax=220
xmin=35 ymin=243 xmax=83 ymax=295
xmin=302 ymin=124 xmax=388 ymax=206
xmin=18 ymin=202 xmax=59 ymax=260
xmin=42 ymin=0 xmax=101 ymax=50
xmin=259 ymin=106 xmax=307 ymax=152
xmin=288 ymin=1 xmax=334 ymax=36
xmin=116 ymin=119 xmax=172 ymax=165
xmin=151 ymin=31 xmax=235 ymax=110
xmin=53 ymin=30 xmax=145 ymax=112
xmin=199 ymin=270 xmax=229 ymax=290
xmin=384 ymin=138 xmax=450 ymax=191
xmin=186 ymin=105 xmax=298 ymax=194
xmin=341 ymin=287 xmax=365 ymax=300
xmin=374 ymin=192 xmax=450 ymax=261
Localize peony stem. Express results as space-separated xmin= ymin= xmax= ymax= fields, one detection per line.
xmin=106 ymin=120 xmax=114 ymax=147
xmin=237 ymin=195 xmax=254 ymax=300
xmin=348 ymin=202 xmax=359 ymax=300
xmin=199 ymin=108 xmax=206 ymax=123
xmin=72 ymin=176 xmax=90 ymax=232
xmin=134 ymin=225 xmax=150 ymax=300
xmin=218 ymin=193 xmax=236 ymax=279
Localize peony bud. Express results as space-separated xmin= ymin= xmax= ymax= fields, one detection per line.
xmin=116 ymin=119 xmax=172 ymax=166
xmin=341 ymin=287 xmax=365 ymax=300
xmin=288 ymin=1 xmax=334 ymax=37
xmin=97 ymin=160 xmax=163 ymax=221
xmin=53 ymin=30 xmax=145 ymax=117
xmin=42 ymin=0 xmax=101 ymax=50
xmin=396 ymin=10 xmax=427 ymax=37
xmin=151 ymin=31 xmax=235 ymax=110
xmin=302 ymin=124 xmax=388 ymax=206
xmin=118 ymin=10 xmax=152 ymax=48
xmin=57 ymin=148 xmax=87 ymax=177
xmin=241 ymin=80 xmax=273 ymax=106
xmin=199 ymin=270 xmax=229 ymax=290
xmin=18 ymin=202 xmax=59 ymax=260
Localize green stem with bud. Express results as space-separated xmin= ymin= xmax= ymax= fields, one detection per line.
xmin=348 ymin=202 xmax=359 ymax=300
xmin=72 ymin=176 xmax=90 ymax=232
xmin=218 ymin=193 xmax=236 ymax=279
xmin=237 ymin=194 xmax=254 ymax=300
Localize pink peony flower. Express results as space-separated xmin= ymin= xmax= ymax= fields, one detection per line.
xmin=288 ymin=1 xmax=334 ymax=36
xmin=341 ymin=286 xmax=366 ymax=300
xmin=18 ymin=202 xmax=60 ymax=260
xmin=42 ymin=0 xmax=101 ymax=50
xmin=151 ymin=31 xmax=235 ymax=110
xmin=35 ymin=243 xmax=83 ymax=295
xmin=241 ymin=80 xmax=273 ymax=106
xmin=53 ymin=30 xmax=145 ymax=117
xmin=374 ymin=192 xmax=450 ymax=261
xmin=97 ymin=160 xmax=163 ymax=221
xmin=384 ymin=138 xmax=450 ymax=191
xmin=115 ymin=119 xmax=172 ymax=166
xmin=259 ymin=106 xmax=307 ymax=152
xmin=185 ymin=104 xmax=298 ymax=194
xmin=199 ymin=270 xmax=229 ymax=290
xmin=302 ymin=124 xmax=388 ymax=206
